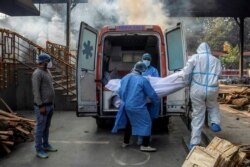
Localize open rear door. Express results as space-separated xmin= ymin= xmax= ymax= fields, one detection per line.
xmin=165 ymin=23 xmax=189 ymax=115
xmin=76 ymin=22 xmax=98 ymax=117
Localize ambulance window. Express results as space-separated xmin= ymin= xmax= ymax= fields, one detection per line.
xmin=78 ymin=28 xmax=97 ymax=71
xmin=166 ymin=28 xmax=184 ymax=71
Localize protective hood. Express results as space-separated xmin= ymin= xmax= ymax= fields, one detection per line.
xmin=196 ymin=42 xmax=211 ymax=54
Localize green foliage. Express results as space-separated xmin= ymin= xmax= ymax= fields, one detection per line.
xmin=184 ymin=17 xmax=240 ymax=52
xmin=220 ymin=43 xmax=240 ymax=69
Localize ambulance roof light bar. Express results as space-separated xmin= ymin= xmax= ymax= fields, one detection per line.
xmin=108 ymin=26 xmax=116 ymax=30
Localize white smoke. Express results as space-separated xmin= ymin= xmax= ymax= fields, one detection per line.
xmin=0 ymin=0 xmax=169 ymax=50
xmin=117 ymin=0 xmax=168 ymax=28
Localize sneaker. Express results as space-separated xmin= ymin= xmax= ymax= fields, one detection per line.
xmin=44 ymin=145 xmax=58 ymax=152
xmin=210 ymin=123 xmax=221 ymax=132
xmin=121 ymin=142 xmax=130 ymax=148
xmin=37 ymin=150 xmax=49 ymax=159
xmin=140 ymin=146 xmax=157 ymax=152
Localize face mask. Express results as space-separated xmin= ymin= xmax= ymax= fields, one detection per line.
xmin=143 ymin=60 xmax=150 ymax=67
xmin=47 ymin=61 xmax=53 ymax=68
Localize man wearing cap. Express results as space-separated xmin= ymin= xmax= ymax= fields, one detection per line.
xmin=32 ymin=53 xmax=57 ymax=159
xmin=141 ymin=53 xmax=159 ymax=77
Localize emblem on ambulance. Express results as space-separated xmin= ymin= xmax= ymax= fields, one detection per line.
xmin=82 ymin=40 xmax=93 ymax=59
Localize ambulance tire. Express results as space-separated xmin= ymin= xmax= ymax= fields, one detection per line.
xmin=152 ymin=117 xmax=169 ymax=134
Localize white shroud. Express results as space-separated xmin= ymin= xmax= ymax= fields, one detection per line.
xmin=105 ymin=71 xmax=188 ymax=98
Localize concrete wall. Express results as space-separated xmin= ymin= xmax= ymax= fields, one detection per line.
xmin=0 ymin=84 xmax=17 ymax=111
xmin=16 ymin=69 xmax=33 ymax=109
xmin=1 ymin=68 xmax=76 ymax=111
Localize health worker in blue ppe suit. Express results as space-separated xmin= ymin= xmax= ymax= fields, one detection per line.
xmin=142 ymin=53 xmax=159 ymax=77
xmin=112 ymin=61 xmax=160 ymax=152
xmin=180 ymin=42 xmax=222 ymax=151
xmin=137 ymin=53 xmax=159 ymax=145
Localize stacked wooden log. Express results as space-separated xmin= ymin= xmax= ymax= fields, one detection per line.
xmin=182 ymin=137 xmax=247 ymax=167
xmin=219 ymin=85 xmax=250 ymax=108
xmin=0 ymin=110 xmax=36 ymax=154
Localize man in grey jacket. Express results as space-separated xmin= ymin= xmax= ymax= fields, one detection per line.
xmin=32 ymin=53 xmax=57 ymax=159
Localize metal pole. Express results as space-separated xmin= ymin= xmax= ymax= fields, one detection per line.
xmin=239 ymin=17 xmax=244 ymax=78
xmin=66 ymin=0 xmax=71 ymax=95
xmin=66 ymin=0 xmax=71 ymax=51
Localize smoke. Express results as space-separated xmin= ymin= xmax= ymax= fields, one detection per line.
xmin=117 ymin=0 xmax=168 ymax=28
xmin=0 ymin=4 xmax=62 ymax=46
xmin=0 ymin=0 xmax=169 ymax=50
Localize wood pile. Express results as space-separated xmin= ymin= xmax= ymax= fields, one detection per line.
xmin=219 ymin=85 xmax=250 ymax=108
xmin=182 ymin=137 xmax=248 ymax=167
xmin=0 ymin=109 xmax=36 ymax=154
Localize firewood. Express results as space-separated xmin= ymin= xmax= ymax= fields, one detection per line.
xmin=0 ymin=116 xmax=21 ymax=121
xmin=206 ymin=137 xmax=246 ymax=167
xmin=0 ymin=103 xmax=36 ymax=154
xmin=0 ymin=135 xmax=9 ymax=140
xmin=239 ymin=145 xmax=250 ymax=158
xmin=1 ymin=141 xmax=14 ymax=146
xmin=0 ymin=110 xmax=17 ymax=118
xmin=7 ymin=121 xmax=18 ymax=127
xmin=182 ymin=146 xmax=221 ymax=167
xmin=0 ymin=97 xmax=14 ymax=113
xmin=231 ymin=98 xmax=249 ymax=107
xmin=15 ymin=126 xmax=30 ymax=135
xmin=0 ymin=110 xmax=35 ymax=123
xmin=0 ymin=131 xmax=13 ymax=135
xmin=225 ymin=95 xmax=233 ymax=104
xmin=27 ymin=121 xmax=36 ymax=127
xmin=18 ymin=117 xmax=36 ymax=123
xmin=1 ymin=144 xmax=11 ymax=154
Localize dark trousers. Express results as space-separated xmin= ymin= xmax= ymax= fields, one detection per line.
xmin=123 ymin=113 xmax=150 ymax=147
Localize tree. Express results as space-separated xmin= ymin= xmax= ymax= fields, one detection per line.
xmin=220 ymin=42 xmax=240 ymax=69
xmin=184 ymin=17 xmax=240 ymax=52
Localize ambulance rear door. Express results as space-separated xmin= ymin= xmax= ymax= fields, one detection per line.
xmin=76 ymin=22 xmax=98 ymax=117
xmin=164 ymin=23 xmax=189 ymax=116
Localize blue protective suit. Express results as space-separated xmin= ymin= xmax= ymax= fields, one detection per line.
xmin=181 ymin=42 xmax=222 ymax=145
xmin=112 ymin=72 xmax=160 ymax=136
xmin=142 ymin=66 xmax=159 ymax=77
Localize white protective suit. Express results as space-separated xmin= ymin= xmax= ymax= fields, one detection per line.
xmin=181 ymin=42 xmax=222 ymax=145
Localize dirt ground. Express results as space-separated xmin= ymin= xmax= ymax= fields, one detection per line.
xmin=204 ymin=104 xmax=250 ymax=145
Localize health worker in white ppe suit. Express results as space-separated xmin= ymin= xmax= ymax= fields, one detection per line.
xmin=181 ymin=42 xmax=222 ymax=150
